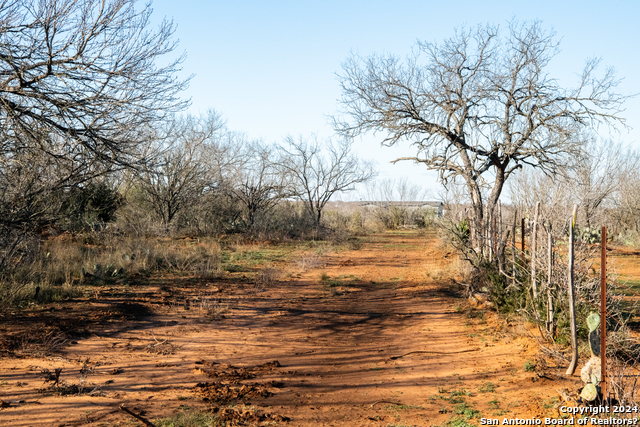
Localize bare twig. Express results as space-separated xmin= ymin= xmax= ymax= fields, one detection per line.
xmin=389 ymin=348 xmax=479 ymax=360
xmin=557 ymin=388 xmax=577 ymax=405
xmin=119 ymin=405 xmax=157 ymax=427
xmin=369 ymin=400 xmax=404 ymax=408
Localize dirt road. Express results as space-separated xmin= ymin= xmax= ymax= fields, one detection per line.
xmin=0 ymin=231 xmax=580 ymax=426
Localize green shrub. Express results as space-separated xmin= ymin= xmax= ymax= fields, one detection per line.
xmin=482 ymin=262 xmax=527 ymax=315
xmin=59 ymin=182 xmax=122 ymax=230
xmin=454 ymin=219 xmax=470 ymax=244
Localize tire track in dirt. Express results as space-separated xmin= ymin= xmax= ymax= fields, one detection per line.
xmin=250 ymin=231 xmax=581 ymax=425
xmin=264 ymin=233 xmax=477 ymax=425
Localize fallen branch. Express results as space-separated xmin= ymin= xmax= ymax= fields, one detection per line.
xmin=369 ymin=400 xmax=403 ymax=408
xmin=151 ymin=330 xmax=168 ymax=347
xmin=556 ymin=388 xmax=577 ymax=405
xmin=538 ymin=341 xmax=570 ymax=364
xmin=120 ymin=405 xmax=157 ymax=427
xmin=389 ymin=348 xmax=479 ymax=360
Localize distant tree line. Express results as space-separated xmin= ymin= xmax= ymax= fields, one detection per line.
xmin=117 ymin=113 xmax=376 ymax=238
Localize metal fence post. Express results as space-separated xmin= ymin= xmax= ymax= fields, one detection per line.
xmin=601 ymin=226 xmax=607 ymax=401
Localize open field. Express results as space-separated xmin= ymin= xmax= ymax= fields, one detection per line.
xmin=0 ymin=230 xmax=613 ymax=426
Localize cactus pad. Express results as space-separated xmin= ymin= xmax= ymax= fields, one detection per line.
xmin=587 ymin=313 xmax=600 ymax=332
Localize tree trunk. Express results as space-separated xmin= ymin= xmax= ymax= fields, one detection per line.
xmin=488 ymin=209 xmax=493 ymax=261
xmin=521 ymin=217 xmax=525 ymax=265
xmin=566 ymin=204 xmax=579 ymax=376
xmin=498 ymin=202 xmax=504 ymax=271
xmin=462 ymin=174 xmax=485 ymax=257
xmin=463 ymin=166 xmax=509 ymax=263
xmin=547 ymin=225 xmax=554 ymax=335
xmin=484 ymin=167 xmax=507 ymax=261
xmin=471 ymin=199 xmax=484 ymax=256
xmin=512 ymin=209 xmax=517 ymax=287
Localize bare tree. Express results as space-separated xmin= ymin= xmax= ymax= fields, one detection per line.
xmin=334 ymin=21 xmax=628 ymax=253
xmin=225 ymin=141 xmax=286 ymax=229
xmin=136 ymin=111 xmax=226 ymax=226
xmin=508 ymin=139 xmax=638 ymax=235
xmin=0 ymin=0 xmax=188 ymax=165
xmin=276 ymin=136 xmax=377 ymax=226
xmin=0 ymin=0 xmax=189 ymax=236
xmin=365 ymin=177 xmax=425 ymax=203
xmin=572 ymin=140 xmax=638 ymax=229
xmin=611 ymin=165 xmax=640 ymax=237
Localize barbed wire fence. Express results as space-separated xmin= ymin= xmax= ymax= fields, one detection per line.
xmin=452 ymin=202 xmax=640 ymax=415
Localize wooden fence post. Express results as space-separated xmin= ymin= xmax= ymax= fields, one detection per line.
xmin=566 ymin=205 xmax=579 ymax=375
xmin=521 ymin=217 xmax=525 ymax=264
xmin=532 ymin=202 xmax=540 ymax=299
xmin=512 ymin=209 xmax=517 ymax=287
xmin=485 ymin=210 xmax=493 ymax=262
xmin=494 ymin=216 xmax=498 ymax=259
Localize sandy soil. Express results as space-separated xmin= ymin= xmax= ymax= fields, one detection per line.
xmin=0 ymin=231 xmax=584 ymax=426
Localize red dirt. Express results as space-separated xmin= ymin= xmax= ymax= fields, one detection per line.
xmin=0 ymin=231 xmax=584 ymax=426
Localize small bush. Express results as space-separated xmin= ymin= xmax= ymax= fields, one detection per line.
xmin=156 ymin=410 xmax=220 ymax=427
xmin=478 ymin=382 xmax=495 ymax=393
xmin=250 ymin=201 xmax=318 ymax=240
xmin=371 ymin=204 xmax=431 ymax=230
xmin=482 ymin=262 xmax=528 ymax=315
xmin=454 ymin=219 xmax=470 ymax=244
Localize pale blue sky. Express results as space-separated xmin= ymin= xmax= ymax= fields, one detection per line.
xmin=150 ymin=0 xmax=640 ymax=197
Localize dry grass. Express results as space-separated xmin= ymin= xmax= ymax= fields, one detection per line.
xmin=0 ymin=234 xmax=223 ymax=309
xmin=294 ymin=252 xmax=322 ymax=271
xmin=422 ymin=253 xmax=469 ymax=283
xmin=14 ymin=329 xmax=68 ymax=358
xmin=253 ymin=266 xmax=282 ymax=293
xmin=203 ymin=299 xmax=230 ymax=320
xmin=186 ymin=290 xmax=231 ymax=320
xmin=42 ymin=235 xmax=223 ymax=280
xmin=608 ymin=357 xmax=640 ymax=412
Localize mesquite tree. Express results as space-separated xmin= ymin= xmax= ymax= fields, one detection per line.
xmin=0 ymin=0 xmax=188 ymax=168
xmin=276 ymin=135 xmax=376 ymax=227
xmin=0 ymin=0 xmax=188 ymax=228
xmin=226 ymin=141 xmax=287 ymax=229
xmin=334 ymin=21 xmax=628 ymax=254
xmin=0 ymin=0 xmax=188 ymax=269
xmin=137 ymin=111 xmax=226 ymax=225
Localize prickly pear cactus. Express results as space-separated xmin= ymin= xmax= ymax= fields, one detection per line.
xmin=587 ymin=312 xmax=602 ymax=357
xmin=587 ymin=313 xmax=600 ymax=332
xmin=580 ymin=383 xmax=598 ymax=402
xmin=580 ymin=312 xmax=604 ymax=402
xmin=589 ymin=329 xmax=601 ymax=357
